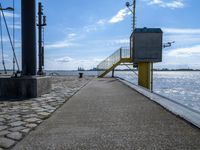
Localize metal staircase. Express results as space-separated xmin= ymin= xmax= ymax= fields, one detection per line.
xmin=97 ymin=47 xmax=132 ymax=77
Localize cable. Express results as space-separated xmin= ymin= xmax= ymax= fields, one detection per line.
xmin=125 ymin=64 xmax=138 ymax=76
xmin=0 ymin=10 xmax=7 ymax=74
xmin=12 ymin=0 xmax=15 ymax=73
xmin=0 ymin=3 xmax=20 ymax=71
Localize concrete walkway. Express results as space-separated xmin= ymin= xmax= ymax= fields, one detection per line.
xmin=13 ymin=78 xmax=200 ymax=150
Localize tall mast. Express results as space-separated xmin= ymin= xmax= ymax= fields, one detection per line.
xmin=132 ymin=0 xmax=136 ymax=31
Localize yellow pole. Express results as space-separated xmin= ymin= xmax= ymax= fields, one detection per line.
xmin=138 ymin=62 xmax=151 ymax=89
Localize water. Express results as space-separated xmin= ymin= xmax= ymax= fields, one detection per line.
xmin=115 ymin=71 xmax=200 ymax=112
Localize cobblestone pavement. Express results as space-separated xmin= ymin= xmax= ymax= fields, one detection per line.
xmin=0 ymin=76 xmax=92 ymax=149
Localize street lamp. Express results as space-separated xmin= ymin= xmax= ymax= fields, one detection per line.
xmin=126 ymin=0 xmax=136 ymax=31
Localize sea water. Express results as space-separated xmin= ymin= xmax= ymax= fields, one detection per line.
xmin=115 ymin=71 xmax=200 ymax=112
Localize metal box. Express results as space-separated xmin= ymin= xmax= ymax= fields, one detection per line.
xmin=130 ymin=28 xmax=163 ymax=63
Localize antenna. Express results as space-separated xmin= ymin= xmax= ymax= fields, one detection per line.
xmin=126 ymin=0 xmax=136 ymax=31
xmin=163 ymin=41 xmax=175 ymax=48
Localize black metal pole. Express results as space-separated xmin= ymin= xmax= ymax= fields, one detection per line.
xmin=38 ymin=2 xmax=43 ymax=75
xmin=21 ymin=0 xmax=37 ymax=75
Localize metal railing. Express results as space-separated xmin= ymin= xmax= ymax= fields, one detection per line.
xmin=97 ymin=47 xmax=131 ymax=77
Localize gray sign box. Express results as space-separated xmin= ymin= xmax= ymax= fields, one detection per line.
xmin=131 ymin=28 xmax=163 ymax=63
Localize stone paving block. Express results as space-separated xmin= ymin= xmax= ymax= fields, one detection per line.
xmin=10 ymin=121 xmax=26 ymax=127
xmin=24 ymin=118 xmax=41 ymax=123
xmin=9 ymin=126 xmax=26 ymax=132
xmin=46 ymin=110 xmax=55 ymax=113
xmin=25 ymin=124 xmax=37 ymax=128
xmin=36 ymin=120 xmax=42 ymax=124
xmin=37 ymin=112 xmax=50 ymax=116
xmin=0 ymin=118 xmax=5 ymax=122
xmin=0 ymin=126 xmax=7 ymax=131
xmin=0 ymin=137 xmax=16 ymax=149
xmin=23 ymin=114 xmax=38 ymax=118
xmin=0 ymin=130 xmax=10 ymax=136
xmin=8 ymin=118 xmax=21 ymax=123
xmin=6 ymin=132 xmax=23 ymax=141
xmin=20 ymin=128 xmax=31 ymax=134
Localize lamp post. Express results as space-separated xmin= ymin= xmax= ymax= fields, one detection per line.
xmin=37 ymin=2 xmax=47 ymax=75
xmin=126 ymin=0 xmax=136 ymax=32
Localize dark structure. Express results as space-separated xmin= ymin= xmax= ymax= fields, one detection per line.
xmin=130 ymin=28 xmax=163 ymax=63
xmin=0 ymin=0 xmax=51 ymax=99
xmin=37 ymin=2 xmax=47 ymax=75
xmin=21 ymin=0 xmax=37 ymax=75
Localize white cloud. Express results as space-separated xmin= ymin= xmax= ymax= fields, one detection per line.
xmin=46 ymin=41 xmax=75 ymax=49
xmin=163 ymin=28 xmax=200 ymax=34
xmin=149 ymin=0 xmax=163 ymax=5
xmin=83 ymin=25 xmax=97 ymax=33
xmin=68 ymin=33 xmax=77 ymax=38
xmin=55 ymin=56 xmax=73 ymax=63
xmin=167 ymin=45 xmax=200 ymax=57
xmin=3 ymin=12 xmax=20 ymax=18
xmin=97 ymin=19 xmax=107 ymax=25
xmin=8 ymin=24 xmax=21 ymax=30
xmin=46 ymin=32 xmax=80 ymax=49
xmin=145 ymin=0 xmax=185 ymax=9
xmin=109 ymin=8 xmax=131 ymax=24
xmin=46 ymin=56 xmax=104 ymax=70
xmin=1 ymin=36 xmax=9 ymax=42
xmin=105 ymin=38 xmax=129 ymax=46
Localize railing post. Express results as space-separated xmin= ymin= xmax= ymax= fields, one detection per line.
xmin=120 ymin=48 xmax=122 ymax=59
xmin=112 ymin=68 xmax=115 ymax=78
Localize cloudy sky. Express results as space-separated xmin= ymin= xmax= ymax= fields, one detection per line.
xmin=0 ymin=0 xmax=200 ymax=70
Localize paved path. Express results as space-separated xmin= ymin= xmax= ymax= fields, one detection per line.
xmin=0 ymin=76 xmax=91 ymax=150
xmin=13 ymin=78 xmax=200 ymax=150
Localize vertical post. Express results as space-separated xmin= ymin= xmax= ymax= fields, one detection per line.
xmin=21 ymin=0 xmax=37 ymax=75
xmin=38 ymin=2 xmax=43 ymax=75
xmin=42 ymin=46 xmax=44 ymax=68
xmin=120 ymin=48 xmax=122 ymax=59
xmin=138 ymin=62 xmax=151 ymax=89
xmin=132 ymin=0 xmax=136 ymax=31
xmin=112 ymin=68 xmax=115 ymax=78
xmin=150 ymin=63 xmax=153 ymax=92
xmin=37 ymin=3 xmax=46 ymax=75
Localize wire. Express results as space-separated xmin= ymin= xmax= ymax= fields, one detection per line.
xmin=12 ymin=0 xmax=15 ymax=73
xmin=125 ymin=64 xmax=138 ymax=76
xmin=0 ymin=9 xmax=7 ymax=74
xmin=0 ymin=3 xmax=20 ymax=71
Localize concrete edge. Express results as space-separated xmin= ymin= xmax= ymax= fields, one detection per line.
xmin=117 ymin=78 xmax=200 ymax=129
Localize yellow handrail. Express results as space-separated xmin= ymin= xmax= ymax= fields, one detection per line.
xmin=97 ymin=47 xmax=131 ymax=77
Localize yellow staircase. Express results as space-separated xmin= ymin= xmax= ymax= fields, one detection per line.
xmin=97 ymin=48 xmax=132 ymax=77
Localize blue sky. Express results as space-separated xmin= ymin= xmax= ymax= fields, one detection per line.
xmin=0 ymin=0 xmax=200 ymax=70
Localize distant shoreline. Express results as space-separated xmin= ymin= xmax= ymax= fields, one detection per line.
xmin=1 ymin=69 xmax=200 ymax=74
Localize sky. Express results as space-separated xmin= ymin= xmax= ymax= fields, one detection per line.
xmin=0 ymin=0 xmax=200 ymax=70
